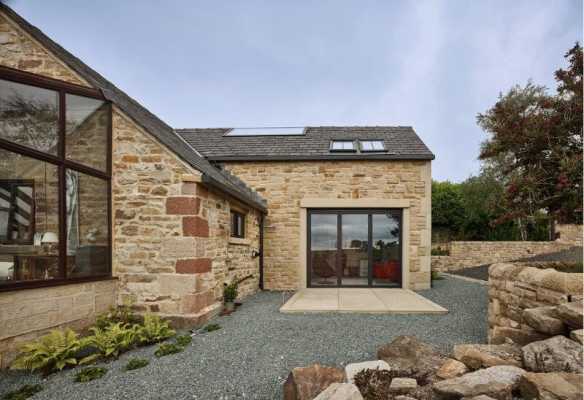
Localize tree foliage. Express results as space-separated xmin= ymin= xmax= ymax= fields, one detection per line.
xmin=477 ymin=43 xmax=583 ymax=225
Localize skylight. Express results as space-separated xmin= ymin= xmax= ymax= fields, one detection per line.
xmin=360 ymin=140 xmax=385 ymax=152
xmin=330 ymin=140 xmax=356 ymax=152
xmin=225 ymin=127 xmax=305 ymax=136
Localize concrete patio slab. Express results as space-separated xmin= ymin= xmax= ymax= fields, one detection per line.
xmin=280 ymin=288 xmax=448 ymax=314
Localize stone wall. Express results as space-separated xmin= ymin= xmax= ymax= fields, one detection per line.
xmin=556 ymin=224 xmax=583 ymax=245
xmin=488 ymin=262 xmax=583 ymax=345
xmin=0 ymin=280 xmax=116 ymax=368
xmin=223 ymin=160 xmax=432 ymax=290
xmin=112 ymin=111 xmax=261 ymax=327
xmin=431 ymin=240 xmax=578 ymax=272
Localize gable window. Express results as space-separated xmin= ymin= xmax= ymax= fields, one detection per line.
xmin=230 ymin=210 xmax=245 ymax=238
xmin=0 ymin=68 xmax=112 ymax=290
xmin=330 ymin=140 xmax=356 ymax=152
xmin=360 ymin=140 xmax=385 ymax=152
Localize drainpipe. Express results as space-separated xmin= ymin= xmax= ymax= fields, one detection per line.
xmin=259 ymin=214 xmax=265 ymax=290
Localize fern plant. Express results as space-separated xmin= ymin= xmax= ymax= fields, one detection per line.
xmin=95 ymin=303 xmax=139 ymax=330
xmin=83 ymin=322 xmax=138 ymax=360
xmin=11 ymin=329 xmax=83 ymax=375
xmin=75 ymin=366 xmax=107 ymax=383
xmin=136 ymin=314 xmax=175 ymax=345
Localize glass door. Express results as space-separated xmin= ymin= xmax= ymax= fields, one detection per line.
xmin=308 ymin=209 xmax=402 ymax=288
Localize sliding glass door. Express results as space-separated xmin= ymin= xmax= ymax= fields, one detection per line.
xmin=308 ymin=209 xmax=402 ymax=288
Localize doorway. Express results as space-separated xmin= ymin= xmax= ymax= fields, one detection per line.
xmin=307 ymin=209 xmax=402 ymax=288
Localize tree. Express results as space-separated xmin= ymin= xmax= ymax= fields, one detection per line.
xmin=431 ymin=181 xmax=465 ymax=242
xmin=477 ymin=43 xmax=583 ymax=228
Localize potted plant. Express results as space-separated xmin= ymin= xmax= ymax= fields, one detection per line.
xmin=223 ymin=282 xmax=238 ymax=312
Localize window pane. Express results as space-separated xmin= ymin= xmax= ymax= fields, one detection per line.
xmin=372 ymin=213 xmax=400 ymax=287
xmin=0 ymin=148 xmax=61 ymax=284
xmin=66 ymin=94 xmax=109 ymax=172
xmin=310 ymin=213 xmax=338 ymax=286
xmin=331 ymin=140 xmax=354 ymax=151
xmin=361 ymin=140 xmax=384 ymax=151
xmin=0 ymin=79 xmax=59 ymax=154
xmin=67 ymin=170 xmax=109 ymax=278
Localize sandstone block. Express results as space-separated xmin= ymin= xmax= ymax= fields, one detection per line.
xmin=569 ymin=329 xmax=583 ymax=344
xmin=166 ymin=197 xmax=200 ymax=215
xmin=436 ymin=359 xmax=469 ymax=379
xmin=522 ymin=306 xmax=566 ymax=336
xmin=389 ymin=378 xmax=417 ymax=394
xmin=453 ymin=343 xmax=522 ymax=370
xmin=556 ymin=301 xmax=583 ymax=329
xmin=183 ymin=216 xmax=209 ymax=237
xmin=176 ymin=258 xmax=212 ymax=274
xmin=519 ymin=372 xmax=583 ymax=400
xmin=283 ymin=364 xmax=346 ymax=400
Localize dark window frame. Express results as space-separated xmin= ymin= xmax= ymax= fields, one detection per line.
xmin=230 ymin=210 xmax=246 ymax=239
xmin=0 ymin=66 xmax=113 ymax=292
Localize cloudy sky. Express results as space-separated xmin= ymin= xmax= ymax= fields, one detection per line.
xmin=10 ymin=1 xmax=582 ymax=181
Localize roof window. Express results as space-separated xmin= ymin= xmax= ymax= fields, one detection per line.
xmin=360 ymin=140 xmax=385 ymax=152
xmin=330 ymin=140 xmax=356 ymax=152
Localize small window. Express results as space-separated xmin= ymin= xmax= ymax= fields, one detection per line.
xmin=360 ymin=140 xmax=385 ymax=152
xmin=230 ymin=211 xmax=245 ymax=238
xmin=330 ymin=140 xmax=356 ymax=152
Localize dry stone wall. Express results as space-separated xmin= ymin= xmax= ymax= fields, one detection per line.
xmin=223 ymin=160 xmax=432 ymax=290
xmin=556 ymin=224 xmax=583 ymax=245
xmin=488 ymin=262 xmax=583 ymax=345
xmin=432 ymin=240 xmax=579 ymax=272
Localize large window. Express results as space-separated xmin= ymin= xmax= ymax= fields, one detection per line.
xmin=0 ymin=68 xmax=112 ymax=290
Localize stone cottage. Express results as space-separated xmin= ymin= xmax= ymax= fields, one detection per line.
xmin=0 ymin=5 xmax=433 ymax=366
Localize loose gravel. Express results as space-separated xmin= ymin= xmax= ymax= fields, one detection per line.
xmin=0 ymin=276 xmax=487 ymax=400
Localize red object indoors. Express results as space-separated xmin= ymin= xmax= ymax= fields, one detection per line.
xmin=373 ymin=260 xmax=400 ymax=283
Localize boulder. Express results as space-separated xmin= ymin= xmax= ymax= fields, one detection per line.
xmin=463 ymin=396 xmax=497 ymax=400
xmin=490 ymin=326 xmax=549 ymax=346
xmin=436 ymin=359 xmax=469 ymax=379
xmin=556 ymin=301 xmax=583 ymax=329
xmin=522 ymin=336 xmax=583 ymax=373
xmin=389 ymin=378 xmax=417 ymax=394
xmin=314 ymin=383 xmax=364 ymax=400
xmin=344 ymin=360 xmax=390 ymax=384
xmin=453 ymin=343 xmax=522 ymax=370
xmin=432 ymin=365 xmax=526 ymax=400
xmin=377 ymin=335 xmax=445 ymax=381
xmin=395 ymin=396 xmax=417 ymax=400
xmin=569 ymin=329 xmax=583 ymax=344
xmin=519 ymin=372 xmax=583 ymax=400
xmin=523 ymin=306 xmax=566 ymax=336
xmin=283 ymin=364 xmax=346 ymax=400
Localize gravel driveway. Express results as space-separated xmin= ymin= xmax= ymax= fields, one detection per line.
xmin=0 ymin=276 xmax=487 ymax=400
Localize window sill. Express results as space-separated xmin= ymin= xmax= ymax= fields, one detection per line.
xmin=229 ymin=237 xmax=250 ymax=246
xmin=0 ymin=275 xmax=117 ymax=293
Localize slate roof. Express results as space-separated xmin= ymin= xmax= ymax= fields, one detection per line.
xmin=0 ymin=5 xmax=266 ymax=212
xmin=176 ymin=126 xmax=435 ymax=161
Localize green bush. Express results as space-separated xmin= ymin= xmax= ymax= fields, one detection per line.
xmin=154 ymin=342 xmax=184 ymax=357
xmin=202 ymin=323 xmax=221 ymax=333
xmin=11 ymin=329 xmax=84 ymax=375
xmin=223 ymin=282 xmax=238 ymax=303
xmin=74 ymin=366 xmax=107 ymax=383
xmin=1 ymin=384 xmax=43 ymax=400
xmin=95 ymin=303 xmax=140 ymax=330
xmin=125 ymin=357 xmax=150 ymax=371
xmin=136 ymin=314 xmax=176 ymax=345
xmin=175 ymin=335 xmax=192 ymax=346
xmin=84 ymin=322 xmax=138 ymax=361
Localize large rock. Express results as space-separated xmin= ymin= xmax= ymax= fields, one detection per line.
xmin=283 ymin=364 xmax=346 ymax=400
xmin=436 ymin=359 xmax=469 ymax=379
xmin=522 ymin=336 xmax=583 ymax=373
xmin=519 ymin=372 xmax=583 ymax=400
xmin=569 ymin=329 xmax=583 ymax=344
xmin=523 ymin=306 xmax=566 ymax=336
xmin=463 ymin=396 xmax=497 ymax=400
xmin=453 ymin=343 xmax=522 ymax=370
xmin=344 ymin=360 xmax=390 ymax=384
xmin=377 ymin=335 xmax=445 ymax=381
xmin=556 ymin=301 xmax=583 ymax=329
xmin=490 ymin=326 xmax=549 ymax=346
xmin=389 ymin=378 xmax=417 ymax=394
xmin=314 ymin=383 xmax=364 ymax=400
xmin=432 ymin=365 xmax=526 ymax=400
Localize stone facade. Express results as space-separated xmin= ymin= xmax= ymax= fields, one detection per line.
xmin=488 ymin=262 xmax=583 ymax=345
xmin=431 ymin=240 xmax=578 ymax=272
xmin=223 ymin=160 xmax=432 ymax=290
xmin=0 ymin=8 xmax=262 ymax=365
xmin=556 ymin=224 xmax=583 ymax=246
xmin=0 ymin=280 xmax=116 ymax=368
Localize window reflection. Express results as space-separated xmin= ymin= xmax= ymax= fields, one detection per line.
xmin=0 ymin=79 xmax=59 ymax=154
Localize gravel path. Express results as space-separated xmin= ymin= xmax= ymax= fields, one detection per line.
xmin=0 ymin=276 xmax=487 ymax=400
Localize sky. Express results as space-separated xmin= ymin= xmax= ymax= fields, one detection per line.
xmin=9 ymin=0 xmax=583 ymax=181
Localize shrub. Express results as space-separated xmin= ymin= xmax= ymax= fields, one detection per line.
xmin=95 ymin=303 xmax=140 ymax=330
xmin=202 ymin=323 xmax=221 ymax=333
xmin=175 ymin=335 xmax=192 ymax=346
xmin=431 ymin=247 xmax=450 ymax=256
xmin=1 ymin=384 xmax=43 ymax=400
xmin=223 ymin=282 xmax=238 ymax=303
xmin=125 ymin=357 xmax=149 ymax=371
xmin=11 ymin=329 xmax=84 ymax=375
xmin=154 ymin=343 xmax=184 ymax=357
xmin=136 ymin=314 xmax=175 ymax=345
xmin=84 ymin=322 xmax=138 ymax=361
xmin=74 ymin=367 xmax=107 ymax=383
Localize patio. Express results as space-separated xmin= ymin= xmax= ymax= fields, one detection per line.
xmin=280 ymin=288 xmax=448 ymax=314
